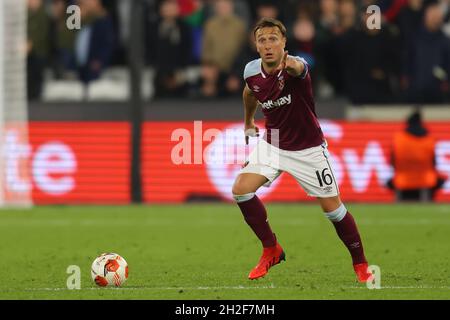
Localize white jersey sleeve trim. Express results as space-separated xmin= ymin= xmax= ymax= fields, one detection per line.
xmin=243 ymin=58 xmax=262 ymax=80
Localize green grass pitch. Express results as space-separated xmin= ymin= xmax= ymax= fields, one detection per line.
xmin=0 ymin=203 xmax=449 ymax=299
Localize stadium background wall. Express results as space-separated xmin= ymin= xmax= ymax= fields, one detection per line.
xmin=5 ymin=119 xmax=450 ymax=204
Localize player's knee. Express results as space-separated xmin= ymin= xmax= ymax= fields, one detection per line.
xmin=232 ymin=192 xmax=255 ymax=203
xmin=324 ymin=203 xmax=347 ymax=222
xmin=231 ymin=181 xmax=245 ymax=196
xmin=318 ymin=196 xmax=342 ymax=212
xmin=232 ymin=186 xmax=249 ymax=197
xmin=232 ymin=183 xmax=255 ymax=203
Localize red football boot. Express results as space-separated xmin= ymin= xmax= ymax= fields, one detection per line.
xmin=353 ymin=262 xmax=374 ymax=283
xmin=248 ymin=243 xmax=285 ymax=280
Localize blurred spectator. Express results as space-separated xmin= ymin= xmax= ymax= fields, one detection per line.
xmin=182 ymin=0 xmax=205 ymax=64
xmin=442 ymin=0 xmax=450 ymax=37
xmin=339 ymin=0 xmax=358 ymax=32
xmin=49 ymin=0 xmax=77 ymax=79
xmin=326 ymin=0 xmax=359 ymax=97
xmin=382 ymin=0 xmax=408 ymax=22
xmin=318 ymin=0 xmax=339 ymax=28
xmin=27 ymin=0 xmax=51 ymax=100
xmin=403 ymin=2 xmax=450 ymax=103
xmin=396 ymin=0 xmax=424 ymax=96
xmin=281 ymin=0 xmax=314 ymax=28
xmin=201 ymin=0 xmax=246 ymax=97
xmin=178 ymin=0 xmax=197 ymax=16
xmin=338 ymin=4 xmax=401 ymax=104
xmin=203 ymin=0 xmax=252 ymax=29
xmin=387 ymin=110 xmax=446 ymax=201
xmin=75 ymin=0 xmax=115 ymax=83
xmin=147 ymin=0 xmax=192 ymax=97
xmin=232 ymin=0 xmax=252 ymax=29
xmin=396 ymin=0 xmax=424 ymax=50
xmin=24 ymin=0 xmax=450 ymax=103
xmin=289 ymin=13 xmax=316 ymax=72
xmin=114 ymin=0 xmax=133 ymax=65
xmin=255 ymin=1 xmax=280 ymax=21
xmin=314 ymin=0 xmax=342 ymax=96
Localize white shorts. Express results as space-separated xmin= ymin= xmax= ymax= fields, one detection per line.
xmin=240 ymin=139 xmax=339 ymax=198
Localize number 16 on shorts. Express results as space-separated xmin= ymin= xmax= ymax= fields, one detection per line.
xmin=315 ymin=168 xmax=333 ymax=187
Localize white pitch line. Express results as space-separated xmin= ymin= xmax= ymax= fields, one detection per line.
xmin=344 ymin=286 xmax=450 ymax=290
xmin=20 ymin=286 xmax=284 ymax=291
xmin=20 ymin=285 xmax=278 ymax=292
xmin=17 ymin=285 xmax=450 ymax=292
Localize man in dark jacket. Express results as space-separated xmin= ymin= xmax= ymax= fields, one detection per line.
xmin=403 ymin=2 xmax=450 ymax=103
xmin=147 ymin=0 xmax=192 ymax=97
xmin=27 ymin=0 xmax=51 ymax=100
xmin=75 ymin=0 xmax=115 ymax=83
xmin=337 ymin=7 xmax=401 ymax=104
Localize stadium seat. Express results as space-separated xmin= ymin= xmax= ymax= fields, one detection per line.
xmin=100 ymin=67 xmax=129 ymax=82
xmin=87 ymin=78 xmax=129 ymax=101
xmin=142 ymin=67 xmax=155 ymax=100
xmin=90 ymin=67 xmax=155 ymax=101
xmin=42 ymin=80 xmax=85 ymax=101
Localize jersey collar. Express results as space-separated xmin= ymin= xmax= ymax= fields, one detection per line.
xmin=260 ymin=60 xmax=283 ymax=78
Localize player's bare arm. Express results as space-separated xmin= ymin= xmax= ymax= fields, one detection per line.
xmin=243 ymin=84 xmax=259 ymax=144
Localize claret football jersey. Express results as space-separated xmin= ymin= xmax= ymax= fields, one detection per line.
xmin=243 ymin=56 xmax=324 ymax=151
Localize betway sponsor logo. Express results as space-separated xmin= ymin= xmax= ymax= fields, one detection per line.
xmin=260 ymin=94 xmax=291 ymax=110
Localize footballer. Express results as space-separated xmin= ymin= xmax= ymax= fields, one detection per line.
xmin=232 ymin=18 xmax=374 ymax=283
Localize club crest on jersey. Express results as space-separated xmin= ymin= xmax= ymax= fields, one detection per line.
xmin=260 ymin=94 xmax=292 ymax=110
xmin=278 ymin=75 xmax=285 ymax=91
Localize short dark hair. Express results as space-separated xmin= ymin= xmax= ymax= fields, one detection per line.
xmin=253 ymin=18 xmax=287 ymax=38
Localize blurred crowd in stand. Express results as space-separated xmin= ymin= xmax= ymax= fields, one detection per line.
xmin=27 ymin=0 xmax=450 ymax=103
